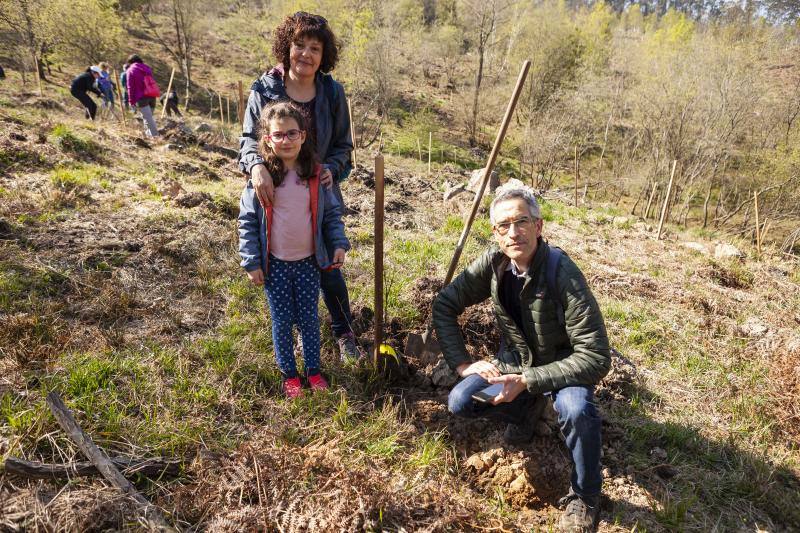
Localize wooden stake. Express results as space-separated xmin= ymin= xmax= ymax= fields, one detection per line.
xmin=347 ymin=98 xmax=357 ymax=169
xmin=574 ymin=145 xmax=579 ymax=207
xmin=657 ymin=160 xmax=678 ymax=240
xmin=416 ymin=137 xmax=422 ymax=161
xmin=373 ymin=154 xmax=385 ymax=365
xmin=218 ymin=92 xmax=225 ymax=125
xmin=160 ymin=67 xmax=176 ymax=119
xmin=33 ymin=52 xmax=43 ymax=96
xmin=226 ymin=96 xmax=231 ymax=127
xmin=754 ymin=190 xmax=761 ymax=257
xmin=237 ymin=80 xmax=245 ymax=125
xmin=112 ymin=67 xmax=127 ymax=125
xmin=46 ymin=392 xmax=175 ymax=531
xmin=428 ymin=132 xmax=432 ymax=178
xmin=644 ymin=182 xmax=659 ymax=219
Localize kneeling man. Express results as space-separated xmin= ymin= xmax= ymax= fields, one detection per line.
xmin=433 ymin=183 xmax=611 ymax=532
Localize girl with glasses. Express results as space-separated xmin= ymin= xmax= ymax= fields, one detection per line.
xmin=238 ymin=101 xmax=350 ymax=398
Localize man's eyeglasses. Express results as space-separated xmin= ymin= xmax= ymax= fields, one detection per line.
xmin=267 ymin=129 xmax=303 ymax=142
xmin=493 ymin=217 xmax=533 ymax=235
xmin=293 ymin=11 xmax=327 ymax=24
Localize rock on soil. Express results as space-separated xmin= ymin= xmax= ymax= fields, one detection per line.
xmin=714 ymin=242 xmax=744 ymax=259
xmin=466 ymin=168 xmax=500 ymax=193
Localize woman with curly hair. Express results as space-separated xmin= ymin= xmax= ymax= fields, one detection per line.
xmin=238 ymin=12 xmax=360 ymax=360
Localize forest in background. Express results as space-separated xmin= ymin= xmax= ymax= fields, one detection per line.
xmin=2 ymin=0 xmax=800 ymax=251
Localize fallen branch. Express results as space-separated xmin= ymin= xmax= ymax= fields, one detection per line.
xmin=3 ymin=456 xmax=181 ymax=480
xmin=46 ymin=392 xmax=176 ymax=532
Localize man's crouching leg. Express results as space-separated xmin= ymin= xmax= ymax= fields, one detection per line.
xmin=553 ymin=385 xmax=602 ymax=532
xmin=448 ymin=374 xmax=541 ymax=443
xmin=448 ymin=374 xmax=493 ymax=419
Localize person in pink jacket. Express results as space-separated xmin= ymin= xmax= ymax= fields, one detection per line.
xmin=125 ymin=54 xmax=159 ymax=137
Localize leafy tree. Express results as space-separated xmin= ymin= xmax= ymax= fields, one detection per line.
xmin=42 ymin=0 xmax=123 ymax=65
xmin=0 ymin=0 xmax=49 ymax=80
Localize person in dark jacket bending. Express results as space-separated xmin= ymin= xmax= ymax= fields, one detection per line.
xmin=238 ymin=11 xmax=360 ymax=360
xmin=160 ymin=90 xmax=182 ymax=117
xmin=70 ymin=66 xmax=102 ymax=120
xmin=433 ymin=182 xmax=611 ymax=533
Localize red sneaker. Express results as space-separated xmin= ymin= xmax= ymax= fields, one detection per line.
xmin=282 ymin=377 xmax=303 ymax=398
xmin=307 ymin=373 xmax=329 ymax=391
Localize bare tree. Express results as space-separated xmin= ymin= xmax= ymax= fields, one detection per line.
xmin=138 ymin=0 xmax=205 ymax=110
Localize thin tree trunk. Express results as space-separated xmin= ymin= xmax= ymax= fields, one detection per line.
xmin=470 ymin=42 xmax=485 ymax=148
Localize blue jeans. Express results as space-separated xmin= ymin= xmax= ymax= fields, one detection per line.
xmin=265 ymin=255 xmax=321 ymax=378
xmin=449 ymin=374 xmax=603 ymax=498
xmin=321 ymin=181 xmax=353 ymax=337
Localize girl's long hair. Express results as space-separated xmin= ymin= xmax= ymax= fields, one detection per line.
xmin=257 ymin=101 xmax=317 ymax=186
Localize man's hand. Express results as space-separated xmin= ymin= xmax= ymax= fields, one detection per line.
xmin=487 ymin=374 xmax=527 ymax=404
xmin=251 ymin=164 xmax=274 ymax=208
xmin=320 ymin=167 xmax=333 ymax=188
xmin=457 ymin=360 xmax=500 ymax=380
xmin=331 ymin=248 xmax=346 ymax=268
xmin=246 ymin=268 xmax=264 ymax=286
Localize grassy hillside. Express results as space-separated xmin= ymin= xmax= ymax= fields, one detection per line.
xmin=1 ymin=58 xmax=800 ymax=532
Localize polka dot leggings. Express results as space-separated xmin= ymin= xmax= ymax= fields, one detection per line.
xmin=264 ymin=255 xmax=321 ymax=378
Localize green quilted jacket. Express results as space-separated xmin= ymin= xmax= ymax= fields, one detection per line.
xmin=432 ymin=240 xmax=611 ymax=394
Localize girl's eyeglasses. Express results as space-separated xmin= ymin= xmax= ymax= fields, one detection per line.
xmin=266 ymin=129 xmax=303 ymax=142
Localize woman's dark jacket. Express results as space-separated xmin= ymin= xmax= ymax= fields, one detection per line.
xmin=432 ymin=241 xmax=611 ymax=394
xmin=70 ymin=70 xmax=101 ymax=96
xmin=238 ymin=65 xmax=353 ymax=183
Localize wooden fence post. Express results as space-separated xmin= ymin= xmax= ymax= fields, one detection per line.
xmin=112 ymin=67 xmax=127 ymax=125
xmin=217 ymin=92 xmax=225 ymax=125
xmin=644 ymin=182 xmax=659 ymax=220
xmin=237 ymin=80 xmax=245 ymax=125
xmin=33 ymin=52 xmax=43 ymax=96
xmin=574 ymin=145 xmax=579 ymax=207
xmin=428 ymin=131 xmax=432 ymax=178
xmin=160 ymin=68 xmax=176 ymax=119
xmin=347 ymin=98 xmax=357 ymax=169
xmin=373 ymin=153 xmax=385 ymax=365
xmin=657 ymin=160 xmax=678 ymax=240
xmin=754 ymin=190 xmax=761 ymax=257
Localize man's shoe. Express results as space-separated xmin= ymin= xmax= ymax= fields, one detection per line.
xmin=282 ymin=377 xmax=303 ymax=399
xmin=336 ymin=332 xmax=362 ymax=361
xmin=557 ymin=491 xmax=600 ymax=532
xmin=502 ymin=394 xmax=547 ymax=445
xmin=307 ymin=373 xmax=329 ymax=391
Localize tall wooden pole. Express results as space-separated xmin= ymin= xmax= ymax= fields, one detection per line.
xmin=644 ymin=182 xmax=659 ymax=220
xmin=237 ymin=80 xmax=245 ymax=125
xmin=574 ymin=145 xmax=579 ymax=207
xmin=428 ymin=132 xmax=432 ymax=178
xmin=218 ymin=93 xmax=225 ymax=125
xmin=33 ymin=52 xmax=43 ymax=96
xmin=160 ymin=67 xmax=176 ymax=119
xmin=657 ymin=160 xmax=678 ymax=240
xmin=416 ymin=137 xmax=422 ymax=161
xmin=347 ymin=97 xmax=357 ymax=169
xmin=373 ymin=154 xmax=385 ymax=365
xmin=112 ymin=67 xmax=127 ymax=125
xmin=226 ymin=97 xmax=231 ymax=127
xmin=754 ymin=190 xmax=761 ymax=257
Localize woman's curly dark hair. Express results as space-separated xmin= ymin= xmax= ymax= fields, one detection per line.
xmin=272 ymin=11 xmax=340 ymax=74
